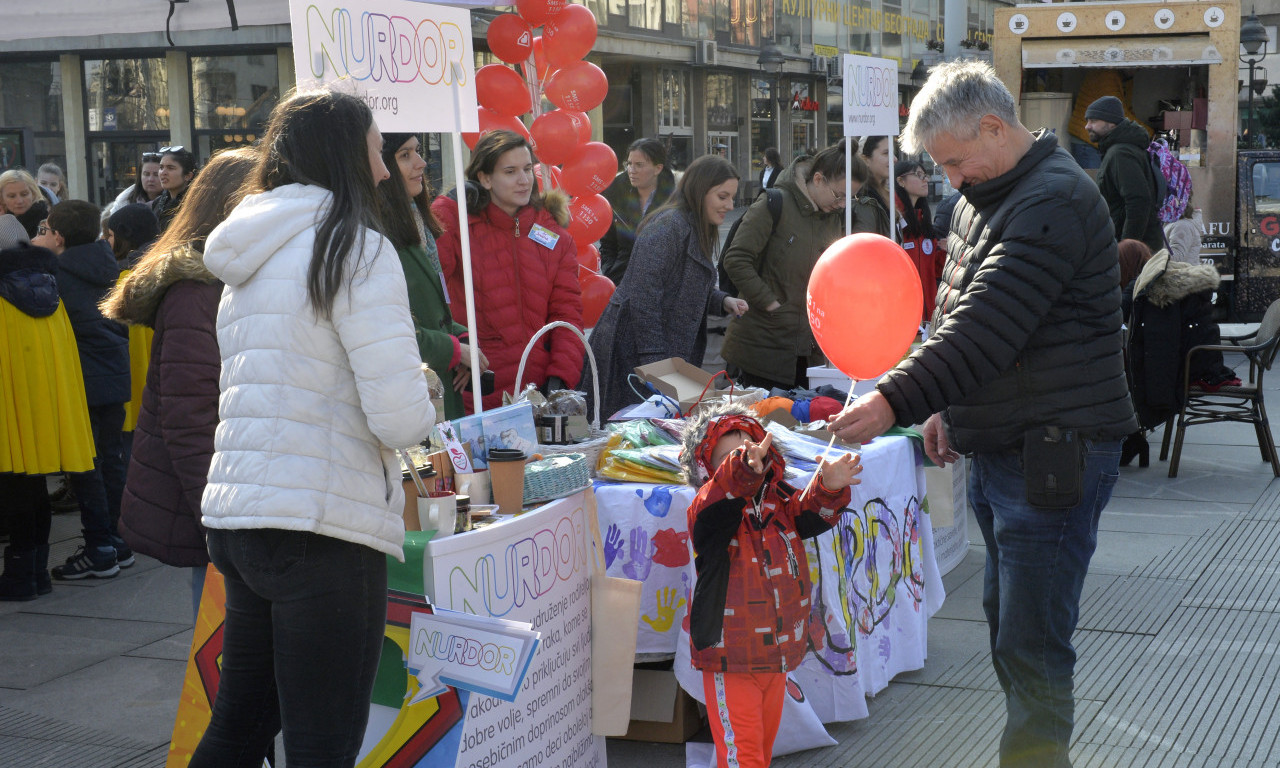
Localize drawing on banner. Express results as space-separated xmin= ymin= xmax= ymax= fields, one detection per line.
xmin=288 ymin=0 xmax=479 ymax=133
xmin=641 ymin=585 xmax=687 ymax=633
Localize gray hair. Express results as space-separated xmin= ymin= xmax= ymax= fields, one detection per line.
xmin=901 ymin=61 xmax=1019 ymax=154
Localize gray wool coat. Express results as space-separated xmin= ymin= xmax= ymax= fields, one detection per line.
xmin=587 ymin=208 xmax=728 ymax=418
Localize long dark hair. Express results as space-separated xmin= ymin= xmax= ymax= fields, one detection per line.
xmin=763 ymin=147 xmax=783 ymax=172
xmin=378 ymin=133 xmax=443 ymax=252
xmin=642 ymin=154 xmax=738 ymax=262
xmin=254 ymin=89 xmax=383 ymax=320
xmin=464 ymin=130 xmax=543 ymax=213
xmin=151 ymin=147 xmax=257 ymax=260
xmin=894 ymin=160 xmax=934 ymax=239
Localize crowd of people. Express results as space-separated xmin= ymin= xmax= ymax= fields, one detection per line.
xmin=0 ymin=56 xmax=1233 ymax=767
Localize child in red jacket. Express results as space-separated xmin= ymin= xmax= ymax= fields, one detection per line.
xmin=680 ymin=403 xmax=861 ymax=768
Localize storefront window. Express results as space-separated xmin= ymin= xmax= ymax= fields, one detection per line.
xmin=707 ymin=74 xmax=738 ymax=132
xmin=629 ymin=0 xmax=660 ymax=30
xmin=192 ymin=53 xmax=279 ymax=132
xmin=0 ymin=61 xmax=65 ymax=174
xmin=83 ymin=58 xmax=169 ymax=132
xmin=658 ymin=69 xmax=692 ymax=131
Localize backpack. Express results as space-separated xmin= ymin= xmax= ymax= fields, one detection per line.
xmin=1147 ymin=138 xmax=1192 ymax=224
xmin=717 ymin=187 xmax=783 ymax=297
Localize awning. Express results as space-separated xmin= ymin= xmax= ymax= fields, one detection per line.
xmin=1021 ymin=35 xmax=1223 ymax=68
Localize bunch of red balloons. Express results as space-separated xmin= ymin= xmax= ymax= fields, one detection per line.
xmin=481 ymin=0 xmax=617 ymax=327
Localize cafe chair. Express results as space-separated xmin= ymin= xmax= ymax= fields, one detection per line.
xmin=1162 ymin=298 xmax=1280 ymax=478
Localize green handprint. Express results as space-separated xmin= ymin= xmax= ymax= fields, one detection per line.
xmin=640 ymin=587 xmax=687 ymax=633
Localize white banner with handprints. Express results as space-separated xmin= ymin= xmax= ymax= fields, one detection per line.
xmin=288 ymin=0 xmax=479 ymax=132
xmin=842 ymin=53 xmax=900 ymax=138
xmin=425 ymin=491 xmax=605 ymax=768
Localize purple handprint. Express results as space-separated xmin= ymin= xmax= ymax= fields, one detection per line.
xmin=878 ymin=635 xmax=892 ymax=662
xmin=603 ymin=524 xmax=624 ymax=569
xmin=622 ymin=527 xmax=655 ymax=581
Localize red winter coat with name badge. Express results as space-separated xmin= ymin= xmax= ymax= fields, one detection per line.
xmin=432 ymin=194 xmax=585 ymax=411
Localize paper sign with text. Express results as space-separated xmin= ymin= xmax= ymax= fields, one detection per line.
xmin=409 ymin=608 xmax=540 ymax=704
xmin=842 ymin=53 xmax=900 ymax=137
xmin=426 ymin=491 xmax=606 ymax=768
xmin=288 ymin=0 xmax=478 ymax=132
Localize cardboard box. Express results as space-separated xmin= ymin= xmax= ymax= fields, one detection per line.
xmin=634 ymin=358 xmax=737 ymax=413
xmin=615 ymin=668 xmax=704 ymax=744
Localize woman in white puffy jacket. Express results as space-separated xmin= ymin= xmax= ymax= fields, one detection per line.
xmin=190 ymin=90 xmax=435 ymax=768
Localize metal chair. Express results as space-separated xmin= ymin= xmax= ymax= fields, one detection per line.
xmin=1162 ymin=298 xmax=1280 ymax=477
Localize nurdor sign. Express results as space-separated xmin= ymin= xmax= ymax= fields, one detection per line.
xmin=409 ymin=608 xmax=541 ymax=704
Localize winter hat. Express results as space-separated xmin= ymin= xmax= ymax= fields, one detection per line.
xmin=680 ymin=401 xmax=784 ymax=486
xmin=0 ymin=214 xmax=30 ymax=251
xmin=1084 ymin=96 xmax=1125 ymax=125
xmin=106 ymin=204 xmax=160 ymax=249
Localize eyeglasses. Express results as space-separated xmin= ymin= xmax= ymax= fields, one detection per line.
xmin=902 ymin=169 xmax=929 ymax=181
xmin=158 ymin=145 xmax=186 ymax=154
xmin=827 ymin=182 xmax=847 ymax=203
xmin=36 ymin=224 xmax=49 ymax=235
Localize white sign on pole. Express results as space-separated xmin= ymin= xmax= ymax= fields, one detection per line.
xmin=288 ymin=0 xmax=479 ymax=133
xmin=842 ymin=53 xmax=900 ymax=138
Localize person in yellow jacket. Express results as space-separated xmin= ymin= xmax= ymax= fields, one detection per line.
xmin=104 ymin=203 xmax=160 ymax=458
xmin=0 ymin=214 xmax=96 ymax=601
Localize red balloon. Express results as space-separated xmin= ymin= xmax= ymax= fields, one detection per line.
xmin=486 ymin=14 xmax=534 ymax=64
xmin=806 ymin=234 xmax=923 ymax=380
xmin=566 ymin=111 xmax=592 ymax=143
xmin=567 ymin=193 xmax=612 ymax=244
xmin=529 ymin=110 xmax=581 ymax=166
xmin=476 ymin=64 xmax=531 ymax=118
xmin=543 ymin=5 xmax=598 ymax=68
xmin=560 ymin=142 xmax=618 ymax=197
xmin=577 ymin=242 xmax=600 ymax=272
xmin=463 ymin=108 xmax=529 ymax=150
xmin=534 ymin=163 xmax=562 ymax=191
xmin=579 ymin=272 xmax=615 ymax=328
xmin=516 ymin=0 xmax=565 ymax=27
xmin=544 ymin=61 xmax=608 ymax=112
xmin=527 ymin=36 xmax=554 ymax=82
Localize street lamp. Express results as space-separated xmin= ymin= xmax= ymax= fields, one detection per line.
xmin=758 ymin=38 xmax=785 ymax=156
xmin=1240 ymin=9 xmax=1270 ymax=148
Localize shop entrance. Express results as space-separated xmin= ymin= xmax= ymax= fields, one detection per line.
xmin=87 ymin=136 xmax=167 ymax=208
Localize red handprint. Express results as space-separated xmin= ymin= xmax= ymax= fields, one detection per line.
xmin=651 ymin=528 xmax=690 ymax=568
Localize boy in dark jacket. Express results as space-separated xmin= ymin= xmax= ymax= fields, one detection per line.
xmin=33 ymin=200 xmax=133 ymax=579
xmin=681 ymin=403 xmax=859 ymax=767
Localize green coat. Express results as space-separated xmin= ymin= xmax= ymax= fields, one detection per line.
xmin=851 ymin=186 xmax=892 ymax=238
xmin=720 ymin=177 xmax=844 ymax=385
xmin=398 ymin=238 xmax=468 ymax=419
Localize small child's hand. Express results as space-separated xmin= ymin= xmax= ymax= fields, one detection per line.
xmin=742 ymin=433 xmax=773 ymax=475
xmin=816 ymin=452 xmax=862 ymax=491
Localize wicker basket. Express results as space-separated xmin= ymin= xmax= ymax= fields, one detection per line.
xmin=523 ymin=453 xmax=591 ymax=505
xmin=515 ymin=321 xmax=611 ymax=472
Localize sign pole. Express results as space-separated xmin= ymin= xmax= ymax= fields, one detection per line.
xmin=888 ymin=150 xmax=897 ymax=243
xmin=451 ymin=61 xmax=484 ymax=414
xmin=845 ymin=138 xmax=853 ymax=236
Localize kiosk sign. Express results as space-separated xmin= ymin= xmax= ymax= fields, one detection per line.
xmin=842 ymin=53 xmax=900 ymax=137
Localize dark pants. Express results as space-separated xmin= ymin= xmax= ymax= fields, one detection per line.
xmin=969 ymin=440 xmax=1122 ymax=768
xmin=0 ymin=473 xmax=51 ymax=549
xmin=67 ymin=403 xmax=126 ymax=550
xmin=192 ymin=528 xmax=387 ymax=768
xmin=729 ymin=358 xmax=811 ymax=393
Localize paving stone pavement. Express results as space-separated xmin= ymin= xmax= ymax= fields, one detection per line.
xmin=2 ymin=347 xmax=1278 ymax=767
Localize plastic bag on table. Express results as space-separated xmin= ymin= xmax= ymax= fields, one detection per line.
xmin=610 ymin=418 xmax=679 ymax=449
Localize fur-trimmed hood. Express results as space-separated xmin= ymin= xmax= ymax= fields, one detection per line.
xmin=1134 ymin=248 xmax=1220 ymax=308
xmin=447 ymin=182 xmax=572 ymax=228
xmin=679 ymin=401 xmax=785 ymax=486
xmin=100 ymin=243 xmax=219 ymax=328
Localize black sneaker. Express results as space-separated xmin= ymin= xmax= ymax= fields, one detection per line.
xmin=110 ymin=537 xmax=135 ymax=569
xmin=51 ymin=546 xmax=119 ymax=580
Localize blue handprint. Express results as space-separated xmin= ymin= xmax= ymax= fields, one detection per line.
xmin=636 ymin=485 xmax=677 ymax=518
xmin=603 ymin=524 xmax=624 ymax=569
xmin=622 ymin=527 xmax=655 ymax=581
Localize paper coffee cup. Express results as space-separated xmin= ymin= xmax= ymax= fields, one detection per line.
xmin=487 ymin=449 xmax=527 ymax=515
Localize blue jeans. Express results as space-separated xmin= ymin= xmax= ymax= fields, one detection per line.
xmin=192 ymin=529 xmax=387 ymax=768
xmin=969 ymin=439 xmax=1121 ymax=768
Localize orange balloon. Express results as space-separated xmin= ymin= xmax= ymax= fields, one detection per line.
xmin=516 ymin=0 xmax=565 ymax=27
xmin=579 ymin=272 xmax=615 ymax=328
xmin=560 ymin=142 xmax=617 ymax=197
xmin=544 ymin=61 xmax=608 ymax=112
xmin=463 ymin=109 xmax=529 ymax=150
xmin=529 ymin=110 xmax=581 ymax=166
xmin=567 ymin=194 xmax=612 ymax=244
xmin=486 ymin=14 xmax=534 ymax=64
xmin=476 ymin=64 xmax=531 ymax=118
xmin=576 ymin=242 xmax=600 ymax=272
xmin=543 ymin=4 xmax=598 ymax=68
xmin=805 ymin=234 xmax=923 ymax=380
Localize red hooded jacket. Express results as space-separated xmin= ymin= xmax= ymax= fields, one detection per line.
xmin=685 ymin=419 xmax=850 ymax=674
xmin=432 ymin=193 xmax=585 ymax=410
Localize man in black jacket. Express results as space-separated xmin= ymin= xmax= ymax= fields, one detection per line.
xmin=1085 ymin=95 xmax=1164 ymax=253
xmin=830 ymin=62 xmax=1137 ymax=768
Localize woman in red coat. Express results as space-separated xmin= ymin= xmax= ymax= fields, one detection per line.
xmin=894 ymin=161 xmax=945 ymax=323
xmin=432 ymin=130 xmax=585 ymax=411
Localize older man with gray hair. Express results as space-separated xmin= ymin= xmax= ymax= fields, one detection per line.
xmin=829 ymin=61 xmax=1136 ymax=767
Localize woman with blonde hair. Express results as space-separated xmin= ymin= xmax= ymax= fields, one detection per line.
xmin=101 ymin=147 xmax=258 ymax=620
xmin=0 ymin=169 xmax=49 ymax=237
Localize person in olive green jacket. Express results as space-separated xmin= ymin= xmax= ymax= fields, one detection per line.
xmin=721 ymin=145 xmax=868 ymax=390
xmin=378 ymin=133 xmax=486 ymax=420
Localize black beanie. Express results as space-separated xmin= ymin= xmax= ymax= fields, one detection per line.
xmin=1084 ymin=96 xmax=1125 ymax=125
xmin=107 ymin=203 xmax=160 ymax=248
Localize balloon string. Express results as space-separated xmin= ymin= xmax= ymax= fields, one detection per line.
xmin=799 ymin=378 xmax=859 ymax=503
